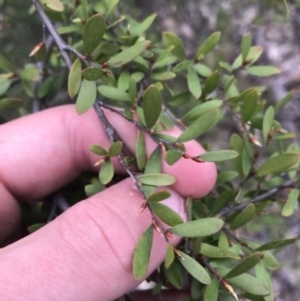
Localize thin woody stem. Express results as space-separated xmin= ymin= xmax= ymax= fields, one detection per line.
xmin=31 ymin=0 xmax=71 ymax=68
xmin=93 ymin=103 xmax=171 ymax=241
xmin=219 ymin=178 xmax=297 ymax=217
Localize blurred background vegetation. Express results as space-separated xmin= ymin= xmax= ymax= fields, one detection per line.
xmin=1 ymin=0 xmax=300 ymax=300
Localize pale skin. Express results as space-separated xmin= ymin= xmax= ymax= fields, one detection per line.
xmin=0 ymin=105 xmax=217 ymax=301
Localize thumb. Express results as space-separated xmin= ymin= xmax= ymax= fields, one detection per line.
xmin=0 ymin=178 xmax=186 ymax=301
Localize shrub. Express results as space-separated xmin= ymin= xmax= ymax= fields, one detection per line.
xmin=0 ymin=1 xmax=298 ymax=300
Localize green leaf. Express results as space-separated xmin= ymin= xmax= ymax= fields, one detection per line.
xmin=218 ymin=268 xmax=269 ymax=296
xmin=187 ymin=66 xmax=202 ymax=99
xmin=147 ymin=190 xmax=171 ymax=203
xmin=262 ymin=106 xmax=275 ymax=142
xmin=136 ymin=131 xmax=147 ymax=170
xmin=193 ymin=63 xmax=212 ymax=77
xmin=142 ymin=147 xmax=162 ymax=197
xmin=76 ymin=79 xmax=96 ymax=114
xmin=162 ymin=32 xmax=185 ymax=60
xmin=68 ymin=59 xmax=82 ymax=98
xmin=165 ymin=150 xmax=182 ymax=166
xmin=98 ymin=85 xmax=130 ymax=102
xmin=20 ymin=65 xmax=39 ymax=81
xmin=241 ymin=33 xmax=252 ymax=61
xmin=83 ymin=14 xmax=106 ymax=55
xmin=133 ymin=226 xmax=153 ymax=279
xmin=85 ymin=178 xmax=105 ymax=197
xmin=200 ymin=243 xmax=240 ymax=259
xmin=217 ymin=171 xmax=239 ymax=183
xmin=28 ymin=223 xmax=45 ymax=233
xmin=108 ymin=141 xmax=122 ymax=157
xmin=0 ymin=97 xmax=23 ymax=110
xmin=256 ymin=153 xmax=299 ymax=176
xmin=163 ymin=260 xmax=184 ymax=289
xmin=131 ymin=14 xmax=157 ymax=37
xmin=41 ymin=0 xmax=64 ymax=11
xmin=179 ymin=251 xmax=211 ymax=285
xmin=143 ymin=85 xmax=162 ymax=129
xmin=182 ymin=100 xmax=223 ymax=123
xmin=82 ymin=67 xmax=104 ymax=81
xmin=138 ymin=173 xmax=176 ymax=186
xmin=225 ymin=253 xmax=263 ymax=278
xmin=195 ymin=32 xmax=221 ymax=60
xmin=117 ymin=71 xmax=130 ymax=91
xmin=242 ymin=148 xmax=252 ymax=177
xmin=177 ymin=109 xmax=219 ymax=142
xmin=241 ymin=89 xmax=258 ymax=123
xmin=255 ymin=262 xmax=273 ymax=301
xmin=152 ymin=55 xmax=177 ymax=70
xmin=247 ymin=46 xmax=264 ymax=63
xmin=203 ymin=278 xmax=219 ymax=301
xmin=274 ymin=91 xmax=293 ymax=114
xmin=198 ymin=150 xmax=239 ymax=162
xmin=151 ymin=71 xmax=176 ymax=81
xmin=245 ymin=66 xmax=280 ymax=77
xmin=128 ymin=78 xmax=137 ymax=103
xmin=164 ymin=243 xmax=175 ymax=269
xmin=230 ymin=204 xmax=256 ymax=230
xmin=173 ymin=60 xmax=193 ymax=73
xmin=191 ymin=277 xmax=202 ymax=300
xmin=204 ymin=71 xmax=220 ymax=94
xmin=99 ymin=160 xmax=114 ymax=185
xmin=0 ymin=54 xmax=15 ymax=72
xmin=171 ymin=218 xmax=224 ymax=237
xmin=282 ymin=189 xmax=299 ymax=217
xmin=150 ymin=202 xmax=183 ymax=226
xmin=90 ymin=144 xmax=107 ymax=156
xmin=255 ymin=238 xmax=297 ymax=251
xmin=108 ymin=41 xmax=150 ymax=68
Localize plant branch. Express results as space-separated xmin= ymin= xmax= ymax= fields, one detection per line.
xmin=31 ymin=0 xmax=71 ymax=68
xmin=93 ymin=103 xmax=172 ymax=241
xmin=219 ymin=178 xmax=297 ymax=217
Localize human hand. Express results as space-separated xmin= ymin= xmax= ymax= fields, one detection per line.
xmin=0 ymin=105 xmax=216 ymax=301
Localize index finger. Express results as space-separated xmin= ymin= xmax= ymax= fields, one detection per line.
xmin=0 ymin=105 xmax=216 ymax=201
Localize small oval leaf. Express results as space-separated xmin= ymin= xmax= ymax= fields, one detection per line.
xmin=76 ymin=79 xmax=96 ymax=114
xmin=177 ymin=109 xmax=219 ymax=142
xmin=256 ymin=153 xmax=299 ymax=176
xmin=225 ymin=252 xmax=263 ymax=278
xmin=90 ymin=144 xmax=107 ymax=156
xmin=163 ymin=32 xmax=185 ymax=60
xmin=143 ymin=85 xmax=162 ymax=129
xmin=68 ymin=59 xmax=82 ymax=98
xmin=188 ymin=66 xmax=202 ymax=99
xmin=99 ymin=160 xmax=114 ymax=185
xmin=246 ymin=66 xmax=280 ymax=77
xmin=108 ymin=141 xmax=122 ymax=157
xmin=83 ymin=14 xmax=106 ymax=55
xmin=98 ymin=85 xmax=130 ymax=102
xmin=147 ymin=190 xmax=171 ymax=203
xmin=195 ymin=32 xmax=221 ymax=59
xmin=138 ymin=173 xmax=176 ymax=186
xmin=198 ymin=150 xmax=239 ymax=162
xmin=171 ymin=218 xmax=224 ymax=237
xmin=230 ymin=204 xmax=256 ymax=230
xmin=255 ymin=238 xmax=297 ymax=251
xmin=133 ymin=226 xmax=153 ymax=279
xmin=179 ymin=251 xmax=211 ymax=285
xmin=150 ymin=202 xmax=183 ymax=226
xmin=109 ymin=41 xmax=150 ymax=68
xmin=82 ymin=67 xmax=104 ymax=81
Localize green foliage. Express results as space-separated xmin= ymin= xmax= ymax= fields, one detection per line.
xmin=2 ymin=1 xmax=299 ymax=300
